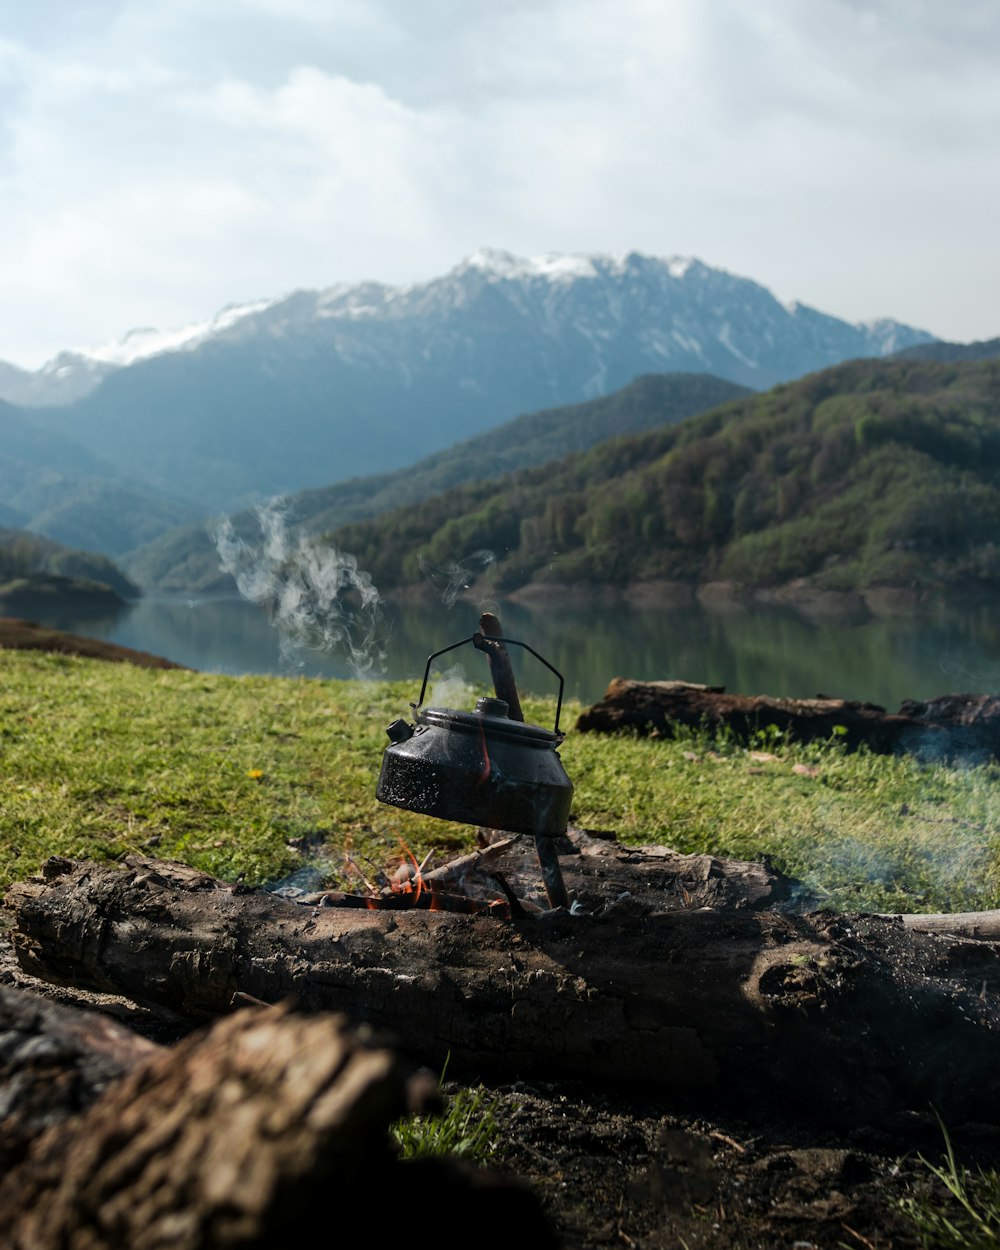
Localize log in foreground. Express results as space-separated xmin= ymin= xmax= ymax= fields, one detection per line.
xmin=576 ymin=678 xmax=1000 ymax=761
xmin=8 ymin=845 xmax=1000 ymax=1126
xmin=0 ymin=984 xmax=162 ymax=1171
xmin=0 ymin=996 xmax=555 ymax=1250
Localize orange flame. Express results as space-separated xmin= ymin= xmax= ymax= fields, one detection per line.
xmin=393 ymin=837 xmax=428 ymax=904
xmin=476 ymin=719 xmax=492 ymax=785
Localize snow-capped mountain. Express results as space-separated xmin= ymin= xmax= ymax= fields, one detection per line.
xmin=7 ymin=250 xmax=935 ymax=513
xmin=0 ymin=300 xmax=275 ymax=407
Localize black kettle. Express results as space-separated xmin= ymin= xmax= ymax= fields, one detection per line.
xmin=376 ymin=636 xmax=573 ymax=838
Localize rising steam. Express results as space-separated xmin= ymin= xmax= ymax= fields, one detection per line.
xmin=213 ymin=502 xmax=385 ymax=674
xmin=418 ymin=549 xmax=496 ymax=607
xmin=428 ymin=663 xmax=474 ymax=709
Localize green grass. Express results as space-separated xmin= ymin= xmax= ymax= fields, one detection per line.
xmin=391 ymin=1083 xmax=503 ymax=1162
xmin=3 ymin=650 xmax=1000 ymax=913
xmin=901 ymin=1124 xmax=1000 ymax=1248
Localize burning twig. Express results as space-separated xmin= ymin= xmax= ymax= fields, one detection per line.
xmin=342 ymin=852 xmax=382 ymax=895
xmin=420 ymin=837 xmax=520 ymax=888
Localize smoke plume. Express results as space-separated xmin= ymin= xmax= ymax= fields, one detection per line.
xmin=213 ymin=502 xmax=385 ymax=674
xmin=417 ymin=549 xmax=496 ymax=608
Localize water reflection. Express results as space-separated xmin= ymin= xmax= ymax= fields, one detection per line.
xmin=28 ymin=594 xmax=1000 ymax=708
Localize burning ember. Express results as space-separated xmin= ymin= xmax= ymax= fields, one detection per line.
xmin=269 ymin=833 xmax=568 ymax=919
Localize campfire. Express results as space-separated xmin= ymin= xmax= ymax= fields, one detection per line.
xmin=378 ymin=613 xmax=573 ymax=910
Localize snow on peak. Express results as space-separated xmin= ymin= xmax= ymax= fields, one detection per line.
xmin=76 ymin=297 xmax=276 ymax=366
xmin=667 ymin=256 xmax=696 ymax=280
xmin=461 ymin=248 xmax=599 ymax=282
xmin=459 ymin=248 xmax=706 ymax=285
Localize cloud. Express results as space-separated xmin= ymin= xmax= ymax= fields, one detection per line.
xmin=1 ymin=0 xmax=999 ymax=365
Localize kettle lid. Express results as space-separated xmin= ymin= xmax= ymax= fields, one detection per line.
xmin=418 ymin=696 xmax=563 ymax=746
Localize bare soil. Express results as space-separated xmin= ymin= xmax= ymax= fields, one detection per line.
xmin=0 ymin=616 xmax=186 ymax=669
xmin=476 ymin=1077 xmax=980 ymax=1249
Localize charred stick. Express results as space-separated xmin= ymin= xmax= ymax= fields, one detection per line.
xmin=421 ymin=837 xmax=520 ymax=887
xmin=473 ymin=611 xmax=570 ymax=910
xmin=473 ymin=611 xmax=524 ymax=722
xmin=303 ymin=887 xmax=510 ymax=917
xmin=492 ymin=871 xmax=549 ymax=918
xmin=372 ymin=889 xmax=510 ymax=917
xmin=534 ymin=839 xmax=570 ymax=911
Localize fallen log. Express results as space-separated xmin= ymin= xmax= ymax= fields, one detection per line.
xmin=576 ymin=678 xmax=1000 ymax=761
xmin=8 ymin=849 xmax=1000 ymax=1126
xmin=0 ymin=985 xmax=162 ymax=1171
xmin=0 ymin=998 xmax=555 ymax=1249
xmin=898 ymin=908 xmax=1000 ymax=939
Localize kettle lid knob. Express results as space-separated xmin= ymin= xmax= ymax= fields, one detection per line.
xmin=385 ymin=717 xmax=414 ymax=744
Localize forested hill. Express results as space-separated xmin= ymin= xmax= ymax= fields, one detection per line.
xmin=325 ymin=357 xmax=1000 ymax=596
xmin=284 ymin=371 xmax=752 ymax=533
xmin=894 ymin=337 xmax=1000 ymax=364
xmin=0 ymin=529 xmax=140 ymax=606
xmin=125 ymin=372 xmax=749 ymax=593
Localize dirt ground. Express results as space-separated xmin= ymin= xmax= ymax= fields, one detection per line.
xmin=474 ymin=1075 xmax=982 ymax=1249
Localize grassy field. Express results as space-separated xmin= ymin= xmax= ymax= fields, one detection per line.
xmin=2 ymin=649 xmax=1000 ymax=913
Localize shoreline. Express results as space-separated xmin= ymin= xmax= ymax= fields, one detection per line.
xmin=386 ymin=577 xmax=952 ymax=621
xmin=0 ymin=617 xmax=187 ymax=670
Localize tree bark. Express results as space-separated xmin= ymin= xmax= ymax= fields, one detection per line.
xmin=0 ymin=999 xmax=556 ymax=1249
xmin=576 ymin=678 xmax=1000 ymax=761
xmin=7 ymin=846 xmax=1000 ymax=1126
xmin=0 ymin=985 xmax=162 ymax=1171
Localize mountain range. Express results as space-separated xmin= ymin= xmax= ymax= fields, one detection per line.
xmin=1 ymin=250 xmax=935 ymax=548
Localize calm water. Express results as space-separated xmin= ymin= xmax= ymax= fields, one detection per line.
xmin=30 ymin=594 xmax=1000 ymax=709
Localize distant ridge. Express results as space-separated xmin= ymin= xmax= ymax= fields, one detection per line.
xmin=6 ymin=250 xmax=935 ymax=517
xmin=0 ymin=398 xmax=198 ymax=556
xmin=124 ymin=372 xmax=751 ymax=593
xmin=894 ymin=337 xmax=1000 ymax=363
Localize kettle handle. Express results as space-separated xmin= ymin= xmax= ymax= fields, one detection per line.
xmin=412 ymin=635 xmax=566 ymax=735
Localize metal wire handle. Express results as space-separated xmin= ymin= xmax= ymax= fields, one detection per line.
xmin=412 ymin=635 xmax=566 ymax=735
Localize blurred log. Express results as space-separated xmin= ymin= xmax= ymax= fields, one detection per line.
xmin=0 ymin=985 xmax=162 ymax=1171
xmin=0 ymin=1001 xmax=555 ymax=1250
xmin=8 ymin=852 xmax=1000 ymax=1127
xmin=576 ymin=678 xmax=1000 ymax=761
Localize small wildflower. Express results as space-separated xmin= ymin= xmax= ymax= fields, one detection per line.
xmin=246 ymin=768 xmax=264 ymax=780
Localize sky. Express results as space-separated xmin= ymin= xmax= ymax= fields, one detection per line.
xmin=1 ymin=0 xmax=998 ymax=368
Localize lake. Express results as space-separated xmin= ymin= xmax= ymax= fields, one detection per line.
xmin=30 ymin=592 xmax=1000 ymax=710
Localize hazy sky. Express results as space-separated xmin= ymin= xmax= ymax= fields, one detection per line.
xmin=2 ymin=0 xmax=998 ymax=367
